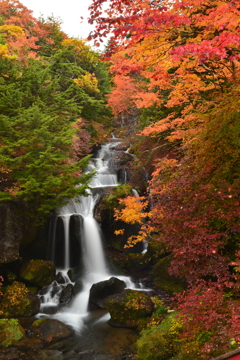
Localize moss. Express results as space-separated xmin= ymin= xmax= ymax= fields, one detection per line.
xmin=103 ymin=289 xmax=154 ymax=328
xmin=0 ymin=319 xmax=25 ymax=347
xmin=20 ymin=260 xmax=55 ymax=287
xmin=150 ymin=255 xmax=187 ymax=294
xmin=137 ymin=312 xmax=183 ymax=360
xmin=146 ymin=239 xmax=169 ymax=265
xmin=32 ymin=319 xmax=47 ymax=327
xmin=124 ymin=253 xmax=151 ymax=272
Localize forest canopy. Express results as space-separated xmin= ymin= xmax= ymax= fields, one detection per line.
xmin=0 ymin=0 xmax=112 ymax=219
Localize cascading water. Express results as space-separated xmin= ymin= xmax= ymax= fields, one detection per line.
xmin=38 ymin=140 xmax=136 ymax=332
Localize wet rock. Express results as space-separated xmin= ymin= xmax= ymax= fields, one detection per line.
xmin=69 ymin=215 xmax=84 ymax=268
xmin=67 ymin=266 xmax=84 ymax=283
xmin=117 ymin=168 xmax=130 ymax=184
xmin=56 ymin=272 xmax=66 ymax=284
xmin=88 ymin=277 xmax=126 ymax=310
xmin=15 ymin=336 xmax=44 ymax=350
xmin=103 ymin=289 xmax=154 ymax=328
xmin=72 ymin=279 xmax=83 ymax=296
xmin=30 ymin=319 xmax=74 ymax=343
xmin=0 ymin=282 xmax=40 ymax=318
xmin=0 ymin=319 xmax=25 ymax=347
xmin=59 ymin=284 xmax=73 ymax=303
xmin=51 ymin=281 xmax=62 ymax=297
xmin=39 ymin=283 xmax=54 ymax=296
xmin=20 ymin=260 xmax=55 ymax=287
xmin=0 ymin=347 xmax=21 ymax=359
xmin=23 ymin=349 xmax=64 ymax=360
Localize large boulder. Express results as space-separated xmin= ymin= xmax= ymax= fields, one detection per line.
xmin=20 ymin=260 xmax=55 ymax=287
xmin=88 ymin=277 xmax=126 ymax=310
xmin=0 ymin=281 xmax=40 ymax=318
xmin=0 ymin=319 xmax=25 ymax=347
xmin=103 ymin=289 xmax=154 ymax=328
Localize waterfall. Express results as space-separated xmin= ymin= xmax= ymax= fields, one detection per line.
xmin=38 ymin=140 xmax=136 ymax=332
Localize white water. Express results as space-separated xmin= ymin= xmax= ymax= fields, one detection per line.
xmin=38 ymin=141 xmax=137 ymax=332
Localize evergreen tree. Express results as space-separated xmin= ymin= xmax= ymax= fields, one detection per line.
xmin=0 ymin=57 xmax=94 ymax=220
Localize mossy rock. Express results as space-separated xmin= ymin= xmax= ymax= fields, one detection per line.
xmin=20 ymin=260 xmax=55 ymax=287
xmin=150 ymin=255 xmax=187 ymax=294
xmin=124 ymin=253 xmax=151 ymax=272
xmin=103 ymin=289 xmax=154 ymax=328
xmin=0 ymin=281 xmax=40 ymax=318
xmin=146 ymin=239 xmax=169 ymax=265
xmin=0 ymin=318 xmax=25 ymax=347
xmin=137 ymin=312 xmax=182 ymax=360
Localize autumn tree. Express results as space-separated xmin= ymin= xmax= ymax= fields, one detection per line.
xmin=89 ymin=4 xmax=240 ymax=353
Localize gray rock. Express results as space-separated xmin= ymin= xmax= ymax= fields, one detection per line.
xmin=72 ymin=279 xmax=83 ymax=296
xmin=59 ymin=284 xmax=73 ymax=303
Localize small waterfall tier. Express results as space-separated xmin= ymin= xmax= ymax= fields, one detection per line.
xmin=38 ymin=140 xmax=137 ymax=332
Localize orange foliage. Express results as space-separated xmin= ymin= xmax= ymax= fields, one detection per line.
xmin=114 ymin=195 xmax=156 ymax=247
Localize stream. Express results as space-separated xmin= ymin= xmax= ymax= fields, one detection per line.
xmin=37 ymin=139 xmax=141 ymax=359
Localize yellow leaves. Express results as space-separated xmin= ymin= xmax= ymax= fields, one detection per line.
xmin=0 ymin=24 xmax=24 ymax=38
xmin=0 ymin=44 xmax=9 ymax=58
xmin=0 ymin=24 xmax=25 ymax=59
xmin=74 ymin=73 xmax=100 ymax=93
xmin=63 ymin=38 xmax=88 ymax=49
xmin=63 ymin=38 xmax=99 ymax=64
xmin=113 ymin=195 xmax=157 ymax=247
xmin=114 ymin=195 xmax=148 ymax=225
xmin=114 ymin=229 xmax=125 ymax=236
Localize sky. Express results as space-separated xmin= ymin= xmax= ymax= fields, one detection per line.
xmin=20 ymin=0 xmax=95 ymax=42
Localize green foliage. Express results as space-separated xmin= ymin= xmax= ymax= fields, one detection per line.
xmin=151 ymin=297 xmax=168 ymax=316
